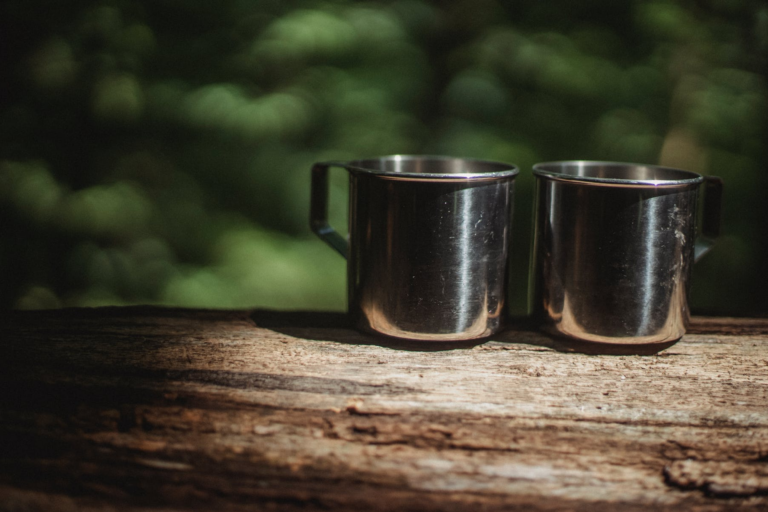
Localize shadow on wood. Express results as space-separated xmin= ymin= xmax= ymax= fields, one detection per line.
xmin=250 ymin=309 xmax=487 ymax=352
xmin=251 ymin=310 xmax=680 ymax=356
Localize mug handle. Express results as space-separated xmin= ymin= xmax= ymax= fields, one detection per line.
xmin=694 ymin=175 xmax=723 ymax=262
xmin=310 ymin=162 xmax=349 ymax=259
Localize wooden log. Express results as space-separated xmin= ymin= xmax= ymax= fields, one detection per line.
xmin=1 ymin=306 xmax=767 ymax=511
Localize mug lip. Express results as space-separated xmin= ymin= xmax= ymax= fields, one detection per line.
xmin=324 ymin=154 xmax=519 ymax=181
xmin=532 ymin=160 xmax=705 ymax=188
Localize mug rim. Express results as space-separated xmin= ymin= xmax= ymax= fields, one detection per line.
xmin=533 ymin=160 xmax=705 ymax=188
xmin=324 ymin=154 xmax=519 ymax=181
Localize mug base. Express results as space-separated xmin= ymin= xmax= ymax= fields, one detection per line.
xmin=541 ymin=323 xmax=685 ymax=345
xmin=356 ymin=320 xmax=502 ymax=342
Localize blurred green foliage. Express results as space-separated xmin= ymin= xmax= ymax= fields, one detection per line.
xmin=1 ymin=0 xmax=766 ymax=315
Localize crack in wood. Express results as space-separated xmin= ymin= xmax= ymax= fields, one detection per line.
xmin=664 ymin=460 xmax=768 ymax=497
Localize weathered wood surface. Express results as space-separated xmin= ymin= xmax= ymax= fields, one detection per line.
xmin=1 ymin=307 xmax=767 ymax=511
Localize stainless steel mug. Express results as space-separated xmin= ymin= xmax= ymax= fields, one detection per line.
xmin=530 ymin=161 xmax=722 ymax=344
xmin=311 ymin=155 xmax=519 ymax=341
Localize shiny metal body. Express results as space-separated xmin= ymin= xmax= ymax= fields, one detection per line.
xmin=311 ymin=155 xmax=518 ymax=341
xmin=530 ymin=161 xmax=722 ymax=344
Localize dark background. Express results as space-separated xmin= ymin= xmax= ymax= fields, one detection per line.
xmin=1 ymin=0 xmax=766 ymax=316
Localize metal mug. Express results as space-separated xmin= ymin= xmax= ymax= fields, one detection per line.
xmin=310 ymin=155 xmax=519 ymax=341
xmin=529 ymin=161 xmax=723 ymax=344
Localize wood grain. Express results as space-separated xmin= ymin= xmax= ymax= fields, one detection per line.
xmin=1 ymin=307 xmax=767 ymax=510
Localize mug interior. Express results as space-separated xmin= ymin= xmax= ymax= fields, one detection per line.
xmin=533 ymin=161 xmax=703 ymax=186
xmin=346 ymin=155 xmax=518 ymax=179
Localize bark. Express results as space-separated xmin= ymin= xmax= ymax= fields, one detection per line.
xmin=1 ymin=306 xmax=767 ymax=511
